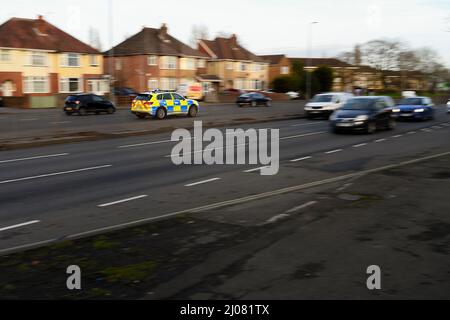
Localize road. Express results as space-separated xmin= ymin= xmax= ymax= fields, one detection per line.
xmin=0 ymin=101 xmax=303 ymax=144
xmin=0 ymin=106 xmax=449 ymax=255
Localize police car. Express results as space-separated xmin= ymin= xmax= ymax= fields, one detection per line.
xmin=131 ymin=90 xmax=199 ymax=120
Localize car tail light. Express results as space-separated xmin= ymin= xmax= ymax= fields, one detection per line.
xmin=75 ymin=101 xmax=80 ymax=105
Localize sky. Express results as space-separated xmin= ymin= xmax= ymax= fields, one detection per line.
xmin=2 ymin=0 xmax=450 ymax=66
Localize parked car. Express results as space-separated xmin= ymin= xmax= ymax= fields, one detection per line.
xmin=236 ymin=92 xmax=272 ymax=107
xmin=392 ymin=97 xmax=435 ymax=121
xmin=305 ymin=92 xmax=354 ymax=119
xmin=113 ymin=87 xmax=138 ymax=96
xmin=330 ymin=96 xmax=396 ymax=134
xmin=64 ymin=94 xmax=116 ymax=116
xmin=223 ymin=88 xmax=245 ymax=95
xmin=447 ymin=99 xmax=450 ymax=114
xmin=131 ymin=91 xmax=199 ymax=120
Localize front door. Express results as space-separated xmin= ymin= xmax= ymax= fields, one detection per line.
xmin=2 ymin=81 xmax=14 ymax=97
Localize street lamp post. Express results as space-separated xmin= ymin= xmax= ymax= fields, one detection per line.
xmin=307 ymin=21 xmax=318 ymax=101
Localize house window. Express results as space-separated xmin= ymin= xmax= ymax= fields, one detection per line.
xmin=161 ymin=56 xmax=177 ymax=70
xmin=61 ymin=53 xmax=80 ymax=67
xmin=148 ymin=55 xmax=158 ymax=66
xmin=160 ymin=78 xmax=177 ymax=90
xmin=238 ymin=63 xmax=247 ymax=72
xmin=89 ymin=55 xmax=99 ymax=66
xmin=198 ymin=59 xmax=206 ymax=68
xmin=281 ymin=66 xmax=289 ymax=75
xmin=23 ymin=76 xmax=49 ymax=93
xmin=115 ymin=59 xmax=122 ymax=71
xmin=29 ymin=51 xmax=47 ymax=66
xmin=148 ymin=78 xmax=159 ymax=90
xmin=87 ymin=80 xmax=109 ymax=94
xmin=0 ymin=49 xmax=11 ymax=62
xmin=60 ymin=78 xmax=82 ymax=93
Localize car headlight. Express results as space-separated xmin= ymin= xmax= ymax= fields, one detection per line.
xmin=414 ymin=108 xmax=425 ymax=113
xmin=392 ymin=108 xmax=401 ymax=113
xmin=355 ymin=115 xmax=369 ymax=121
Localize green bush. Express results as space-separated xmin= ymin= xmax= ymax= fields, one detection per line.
xmin=272 ymin=76 xmax=296 ymax=93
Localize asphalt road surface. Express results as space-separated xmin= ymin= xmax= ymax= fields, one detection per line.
xmin=0 ymin=106 xmax=449 ymax=255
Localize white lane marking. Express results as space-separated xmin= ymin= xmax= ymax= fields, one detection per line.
xmin=50 ymin=121 xmax=70 ymax=125
xmin=407 ymin=131 xmax=417 ymax=135
xmin=0 ymin=220 xmax=40 ymax=232
xmin=353 ymin=143 xmax=367 ymax=148
xmin=98 ymin=195 xmax=148 ymax=208
xmin=60 ymin=150 xmax=450 ymax=243
xmin=185 ymin=178 xmax=221 ymax=187
xmin=0 ymin=153 xmax=69 ymax=164
xmin=280 ymin=131 xmax=326 ymax=141
xmin=244 ymin=166 xmax=270 ymax=173
xmin=375 ymin=139 xmax=386 ymax=143
xmin=290 ymin=122 xmax=323 ymax=127
xmin=0 ymin=165 xmax=112 ymax=185
xmin=0 ymin=239 xmax=58 ymax=255
xmin=118 ymin=139 xmax=173 ymax=149
xmin=392 ymin=135 xmax=403 ymax=138
xmin=119 ymin=131 xmax=247 ymax=149
xmin=285 ymin=201 xmax=317 ymax=214
xmin=265 ymin=214 xmax=290 ymax=224
xmin=421 ymin=128 xmax=432 ymax=132
xmin=325 ymin=149 xmax=343 ymax=154
xmin=290 ymin=156 xmax=312 ymax=162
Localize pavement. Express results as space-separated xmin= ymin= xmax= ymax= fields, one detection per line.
xmin=0 ymin=105 xmax=449 ymax=299
xmin=0 ymin=101 xmax=304 ymax=150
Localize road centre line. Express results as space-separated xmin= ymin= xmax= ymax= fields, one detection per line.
xmin=0 ymin=165 xmax=112 ymax=185
xmin=0 ymin=220 xmax=40 ymax=232
xmin=185 ymin=178 xmax=221 ymax=187
xmin=0 ymin=153 xmax=69 ymax=164
xmin=375 ymin=139 xmax=386 ymax=142
xmin=244 ymin=166 xmax=270 ymax=173
xmin=290 ymin=156 xmax=312 ymax=162
xmin=353 ymin=143 xmax=367 ymax=148
xmin=325 ymin=149 xmax=343 ymax=154
xmin=98 ymin=195 xmax=148 ymax=208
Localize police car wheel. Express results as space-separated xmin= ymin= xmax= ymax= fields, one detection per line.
xmin=155 ymin=108 xmax=166 ymax=120
xmin=188 ymin=106 xmax=198 ymax=118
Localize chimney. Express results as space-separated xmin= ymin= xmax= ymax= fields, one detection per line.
xmin=160 ymin=23 xmax=168 ymax=38
xmin=36 ymin=15 xmax=47 ymax=35
xmin=230 ymin=34 xmax=238 ymax=47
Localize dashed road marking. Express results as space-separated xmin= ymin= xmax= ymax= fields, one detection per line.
xmin=98 ymin=195 xmax=148 ymax=208
xmin=0 ymin=220 xmax=41 ymax=232
xmin=185 ymin=178 xmax=221 ymax=187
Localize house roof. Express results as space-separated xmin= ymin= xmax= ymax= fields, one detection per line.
xmin=0 ymin=16 xmax=99 ymax=54
xmin=199 ymin=35 xmax=267 ymax=63
xmin=104 ymin=24 xmax=208 ymax=58
xmin=289 ymin=58 xmax=353 ymax=68
xmin=258 ymin=54 xmax=286 ymax=65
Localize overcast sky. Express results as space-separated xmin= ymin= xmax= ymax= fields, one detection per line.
xmin=2 ymin=0 xmax=450 ymax=65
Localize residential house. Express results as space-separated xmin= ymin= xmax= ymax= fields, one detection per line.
xmin=258 ymin=54 xmax=291 ymax=86
xmin=104 ymin=24 xmax=210 ymax=93
xmin=0 ymin=16 xmax=106 ymax=107
xmin=198 ymin=34 xmax=269 ymax=91
xmin=383 ymin=70 xmax=428 ymax=91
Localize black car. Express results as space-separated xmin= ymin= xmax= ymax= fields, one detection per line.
xmin=237 ymin=92 xmax=272 ymax=107
xmin=64 ymin=94 xmax=116 ymax=116
xmin=0 ymin=97 xmax=3 ymax=108
xmin=330 ymin=96 xmax=396 ymax=134
xmin=113 ymin=87 xmax=138 ymax=96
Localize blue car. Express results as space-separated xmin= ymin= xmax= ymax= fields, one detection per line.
xmin=392 ymin=97 xmax=435 ymax=121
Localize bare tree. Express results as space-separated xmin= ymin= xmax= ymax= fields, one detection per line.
xmin=361 ymin=40 xmax=405 ymax=71
xmin=88 ymin=27 xmax=102 ymax=51
xmin=189 ymin=24 xmax=209 ymax=47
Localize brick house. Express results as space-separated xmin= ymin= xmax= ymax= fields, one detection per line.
xmin=258 ymin=54 xmax=291 ymax=86
xmin=0 ymin=16 xmax=105 ymax=107
xmin=198 ymin=35 xmax=269 ymax=91
xmin=104 ymin=24 xmax=209 ymax=93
